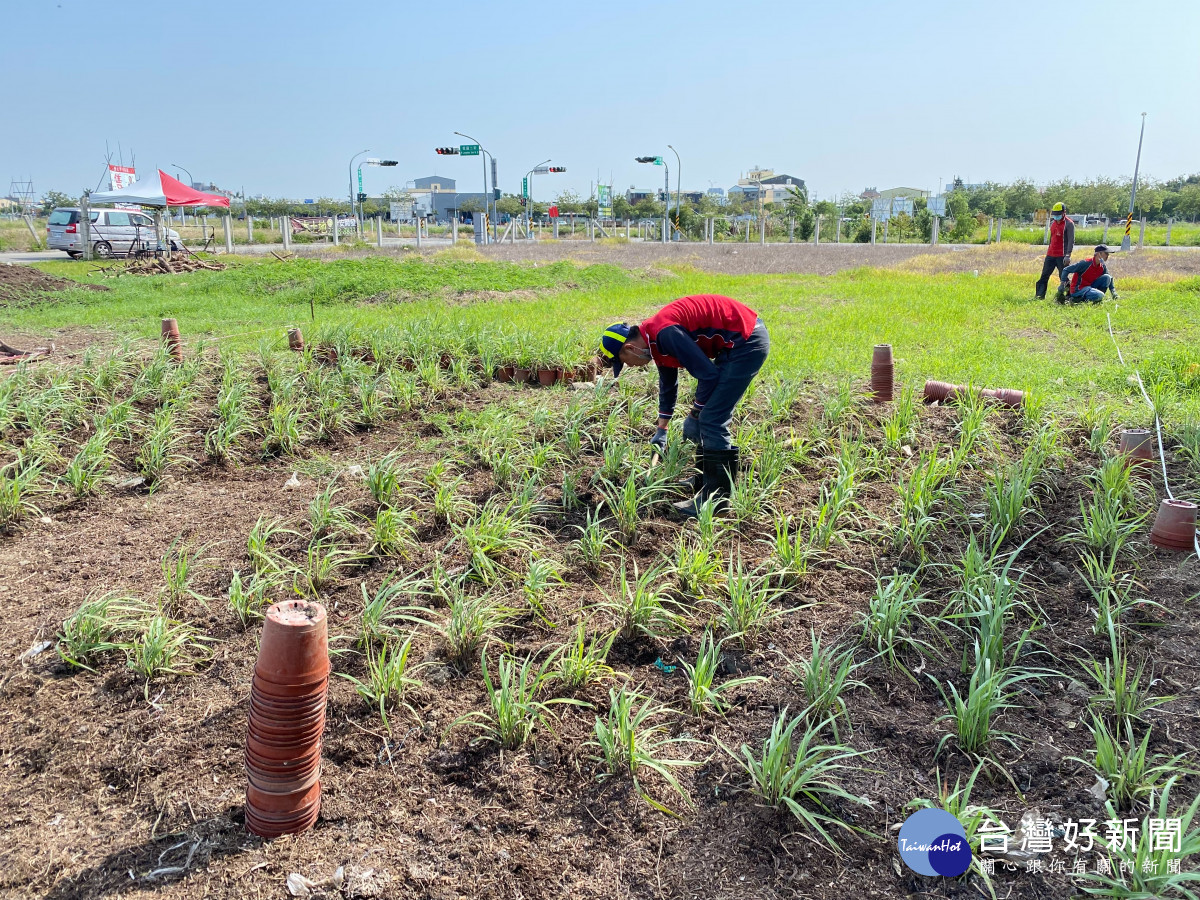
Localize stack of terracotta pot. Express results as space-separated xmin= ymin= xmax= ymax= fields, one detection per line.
xmin=1118 ymin=428 xmax=1154 ymax=473
xmin=245 ymin=599 xmax=328 ymax=838
xmin=870 ymin=345 xmax=894 ymax=402
xmin=923 ymin=380 xmax=1024 ymax=408
xmin=1150 ymin=499 xmax=1198 ymax=552
xmin=161 ymin=318 xmax=183 ymax=362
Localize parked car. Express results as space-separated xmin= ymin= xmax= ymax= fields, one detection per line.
xmin=47 ymin=207 xmax=181 ymax=258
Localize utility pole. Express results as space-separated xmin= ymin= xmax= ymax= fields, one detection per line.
xmin=1121 ymin=113 xmax=1147 ymax=252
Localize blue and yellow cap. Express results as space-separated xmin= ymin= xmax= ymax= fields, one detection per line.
xmin=600 ymin=322 xmax=631 ymax=376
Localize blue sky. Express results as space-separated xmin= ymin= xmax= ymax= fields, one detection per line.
xmin=5 ymin=0 xmax=1198 ymax=203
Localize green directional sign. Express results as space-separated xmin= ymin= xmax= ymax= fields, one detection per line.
xmin=522 ymin=177 xmax=528 ymax=198
xmin=460 ymin=144 xmax=480 ymax=156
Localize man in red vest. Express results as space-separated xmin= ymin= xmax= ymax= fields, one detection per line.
xmin=1059 ymin=245 xmax=1120 ymax=304
xmin=1035 ymin=202 xmax=1075 ymax=300
xmin=599 ymin=295 xmax=770 ymax=517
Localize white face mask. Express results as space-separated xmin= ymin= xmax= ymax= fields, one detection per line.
xmin=627 ymin=346 xmax=652 ymax=363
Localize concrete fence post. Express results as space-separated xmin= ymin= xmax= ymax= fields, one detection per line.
xmin=1042 ymin=219 xmax=1050 ymax=245
xmin=332 ymin=215 xmax=339 ymax=245
xmin=813 ymin=218 xmax=820 ymax=245
xmin=80 ymin=194 xmax=92 ymax=260
xmin=1138 ymin=216 xmax=1146 ymax=248
xmin=1102 ymin=217 xmax=1109 ymax=243
xmin=883 ymin=218 xmax=889 ymax=243
xmin=788 ymin=217 xmax=795 ymax=243
xmin=223 ymin=214 xmax=233 ymax=253
xmin=996 ymin=218 xmax=1003 ymax=242
xmin=987 ymin=218 xmax=994 ymax=243
xmin=416 ymin=219 xmax=423 ymax=249
xmin=931 ymin=216 xmax=940 ymax=245
xmin=1166 ymin=217 xmax=1173 ymax=246
xmin=452 ymin=217 xmax=458 ymax=244
xmin=760 ymin=215 xmax=766 ymax=244
xmin=247 ymin=217 xmax=253 ymax=242
xmin=870 ymin=218 xmax=877 ymax=245
xmin=376 ymin=215 xmax=383 ymax=248
xmin=281 ymin=217 xmax=291 ymax=251
xmin=836 ymin=217 xmax=841 ymax=243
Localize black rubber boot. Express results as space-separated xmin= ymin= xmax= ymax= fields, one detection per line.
xmin=673 ymin=447 xmax=738 ymax=518
xmin=677 ymin=448 xmax=704 ymax=493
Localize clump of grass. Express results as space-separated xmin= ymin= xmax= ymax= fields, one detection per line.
xmin=57 ymin=592 xmax=149 ymax=671
xmin=788 ymin=631 xmax=863 ymax=739
xmin=1083 ymin=639 xmax=1173 ymax=733
xmin=126 ymin=613 xmax=212 ymax=697
xmin=365 ymin=453 xmax=405 ymax=507
xmin=1072 ymin=716 xmax=1195 ymax=812
xmin=934 ymin=650 xmax=1041 ymax=758
xmin=715 ymin=559 xmax=787 ymax=649
xmin=338 ymin=637 xmax=420 ymax=733
xmin=553 ymin=623 xmax=616 ymax=689
xmin=601 ymin=561 xmax=684 ymax=642
xmin=587 ymin=687 xmax=698 ymax=814
xmin=682 ymin=630 xmax=764 ymax=716
xmin=727 ymin=707 xmax=869 ymax=852
xmin=439 ymin=591 xmax=513 ymax=668
xmin=0 ymin=461 xmax=43 ymax=528
xmin=368 ymin=506 xmax=417 ymax=557
xmin=227 ymin=570 xmax=278 ymax=626
xmin=906 ymin=762 xmax=1004 ymax=894
xmin=62 ymin=433 xmax=114 ymax=498
xmin=246 ymin=516 xmax=296 ymax=576
xmin=573 ymin=508 xmax=614 ymax=573
xmin=673 ymin=532 xmax=724 ymax=600
xmin=860 ymin=573 xmax=934 ymax=675
xmin=452 ymin=653 xmax=582 ymax=750
xmin=522 ymin=556 xmax=563 ymax=627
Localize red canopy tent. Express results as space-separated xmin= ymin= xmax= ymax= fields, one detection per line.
xmin=87 ymin=169 xmax=230 ymax=208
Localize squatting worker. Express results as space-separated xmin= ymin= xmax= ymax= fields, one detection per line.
xmin=599 ymin=294 xmax=769 ymax=518
xmin=1059 ymin=245 xmax=1120 ymax=304
xmin=1034 ymin=202 xmax=1075 ymax=300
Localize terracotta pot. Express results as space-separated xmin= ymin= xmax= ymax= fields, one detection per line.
xmin=161 ymin=318 xmax=183 ymax=362
xmin=1150 ymin=499 xmax=1198 ymax=551
xmin=287 ymin=327 xmax=304 ymax=351
xmin=252 ymin=670 xmax=329 ymax=696
xmin=990 ymin=388 xmax=1024 ymax=408
xmin=247 ymin=761 xmax=321 ymax=795
xmin=247 ymin=779 xmax=321 ymax=815
xmin=872 ymin=344 xmax=894 ymax=367
xmin=1119 ymin=429 xmax=1154 ymax=467
xmin=247 ymin=757 xmax=321 ymax=787
xmin=246 ymin=746 xmax=322 ymax=777
xmin=250 ymin=682 xmax=326 ymax=707
xmin=249 ymin=700 xmax=325 ymax=727
xmin=924 ymin=380 xmax=956 ymax=404
xmin=495 ymin=366 xmax=515 ymax=383
xmin=245 ymin=800 xmax=321 ymax=838
xmin=247 ymin=731 xmax=320 ymax=761
xmin=246 ymin=801 xmax=321 ymax=830
xmin=513 ymin=366 xmax=531 ymax=384
xmin=536 ymin=368 xmax=557 ymax=387
xmin=255 ymin=600 xmax=328 ymax=685
xmin=248 ymin=719 xmax=325 ymax=748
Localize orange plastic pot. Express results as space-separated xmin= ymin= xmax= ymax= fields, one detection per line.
xmin=247 ymin=779 xmax=321 ymax=815
xmin=254 ymin=600 xmax=328 ymax=685
xmin=287 ymin=327 xmax=304 ymax=351
xmin=990 ymin=388 xmax=1024 ymax=408
xmin=250 ymin=683 xmax=326 ymax=709
xmin=537 ymin=368 xmax=557 ymax=387
xmin=249 ymin=701 xmax=325 ymax=729
xmin=245 ymin=800 xmax=320 ymax=838
xmin=247 ymin=731 xmax=320 ymax=761
xmin=924 ymin=380 xmax=956 ymax=403
xmin=495 ymin=366 xmax=515 ymax=383
xmin=245 ymin=745 xmax=321 ymax=777
xmin=247 ymin=756 xmax=321 ymax=787
xmin=1119 ymin=429 xmax=1154 ymax=468
xmin=1150 ymin=499 xmax=1198 ymax=551
xmin=248 ymin=720 xmax=325 ymax=749
xmin=872 ymin=344 xmax=894 ymax=367
xmin=871 ymin=347 xmax=895 ymax=403
xmin=161 ymin=318 xmax=183 ymax=362
xmin=513 ymin=366 xmax=531 ymax=384
xmin=251 ymin=670 xmax=329 ymax=697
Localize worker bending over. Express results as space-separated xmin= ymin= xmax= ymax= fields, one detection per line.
xmin=1059 ymin=245 xmax=1120 ymax=304
xmin=600 ymin=294 xmax=769 ymax=517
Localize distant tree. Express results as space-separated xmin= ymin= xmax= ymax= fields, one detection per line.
xmin=38 ymin=190 xmax=74 ymax=215
xmin=495 ymin=193 xmax=525 ymax=217
xmin=947 ymin=191 xmax=974 ymax=241
xmin=457 ymin=197 xmax=483 ymax=214
xmin=612 ymin=195 xmax=633 ymax=220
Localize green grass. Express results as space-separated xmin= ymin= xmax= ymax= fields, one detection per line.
xmin=4 ymin=254 xmax=1199 ymax=421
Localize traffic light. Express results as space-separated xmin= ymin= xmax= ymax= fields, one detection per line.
xmin=494 ymin=189 xmax=501 ymax=200
xmin=378 ymin=160 xmax=399 ymax=167
xmin=548 ymin=166 xmax=566 ymax=173
xmin=357 ymin=193 xmax=367 ymax=203
xmin=435 ymin=147 xmax=460 ymax=155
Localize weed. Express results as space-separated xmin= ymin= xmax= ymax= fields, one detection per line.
xmin=0 ymin=461 xmax=43 ymax=527
xmin=126 ymin=614 xmax=211 ymax=696
xmin=365 ymin=453 xmax=405 ymax=507
xmin=673 ymin=532 xmax=724 ymax=601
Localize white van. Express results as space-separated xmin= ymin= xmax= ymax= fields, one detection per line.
xmin=47 ymin=207 xmax=181 ymax=258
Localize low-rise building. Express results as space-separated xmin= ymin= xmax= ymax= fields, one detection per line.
xmin=727 ymin=168 xmax=805 ymax=205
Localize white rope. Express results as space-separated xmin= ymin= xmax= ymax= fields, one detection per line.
xmin=1105 ymin=308 xmax=1199 ymax=558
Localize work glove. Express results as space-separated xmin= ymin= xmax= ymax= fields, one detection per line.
xmin=1111 ymin=291 xmax=1120 ymax=301
xmin=650 ymin=427 xmax=668 ymax=453
xmin=681 ymin=413 xmax=701 ymax=444
xmin=1062 ymin=255 xmax=1070 ymax=266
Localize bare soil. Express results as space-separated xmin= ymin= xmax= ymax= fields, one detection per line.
xmin=0 ymin=264 xmax=107 ymax=308
xmin=1 ymin=363 xmax=1197 ymax=900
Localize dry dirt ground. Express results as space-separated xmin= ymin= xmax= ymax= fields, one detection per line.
xmin=0 ymin=362 xmax=1197 ymax=900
